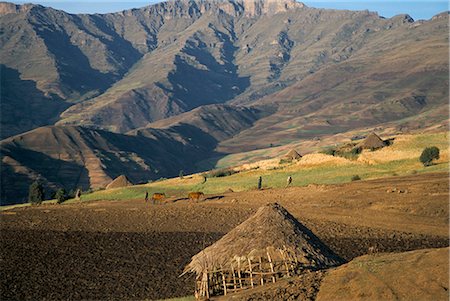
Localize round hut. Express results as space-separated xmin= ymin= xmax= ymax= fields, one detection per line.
xmin=182 ymin=203 xmax=343 ymax=299
xmin=284 ymin=149 xmax=302 ymax=161
xmin=106 ymin=175 xmax=132 ymax=190
xmin=357 ymin=133 xmax=385 ymax=150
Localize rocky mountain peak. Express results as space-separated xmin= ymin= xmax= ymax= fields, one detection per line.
xmin=0 ymin=2 xmax=38 ymax=15
xmin=158 ymin=0 xmax=305 ymax=17
xmin=236 ymin=0 xmax=305 ymax=16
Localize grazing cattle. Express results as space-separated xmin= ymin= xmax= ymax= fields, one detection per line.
xmin=188 ymin=192 xmax=204 ymax=201
xmin=151 ymin=193 xmax=166 ymax=204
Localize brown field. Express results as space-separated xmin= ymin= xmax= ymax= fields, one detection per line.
xmin=1 ymin=172 xmax=448 ymax=300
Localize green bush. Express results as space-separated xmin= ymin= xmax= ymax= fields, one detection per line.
xmin=279 ymin=158 xmax=292 ymax=164
xmin=321 ymin=148 xmax=336 ymax=156
xmin=351 ymin=175 xmax=361 ymax=181
xmin=350 ymin=147 xmax=362 ymax=155
xmin=28 ymin=181 xmax=44 ymax=204
xmin=420 ymin=146 xmax=440 ymax=166
xmin=55 ymin=188 xmax=67 ymax=204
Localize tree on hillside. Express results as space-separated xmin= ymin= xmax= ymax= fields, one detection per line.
xmin=28 ymin=181 xmax=44 ymax=204
xmin=420 ymin=146 xmax=440 ymax=166
xmin=55 ymin=188 xmax=67 ymax=204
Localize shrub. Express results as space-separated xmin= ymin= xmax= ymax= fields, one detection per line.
xmin=321 ymin=148 xmax=336 ymax=156
xmin=351 ymin=175 xmax=361 ymax=181
xmin=419 ymin=146 xmax=440 ymax=166
xmin=279 ymin=158 xmax=292 ymax=164
xmin=55 ymin=188 xmax=67 ymax=204
xmin=28 ymin=181 xmax=44 ymax=204
xmin=350 ymin=147 xmax=362 ymax=155
xmin=206 ymin=168 xmax=239 ymax=178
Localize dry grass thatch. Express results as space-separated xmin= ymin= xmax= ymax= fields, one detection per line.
xmin=183 ymin=203 xmax=343 ymax=277
xmin=284 ymin=149 xmax=302 ymax=160
xmin=106 ymin=175 xmax=132 ymax=190
xmin=357 ymin=133 xmax=385 ymax=149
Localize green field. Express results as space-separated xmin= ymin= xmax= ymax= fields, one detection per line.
xmin=74 ymin=132 xmax=448 ymax=202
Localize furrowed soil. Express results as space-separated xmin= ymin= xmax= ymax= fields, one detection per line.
xmin=1 ymin=172 xmax=448 ymax=300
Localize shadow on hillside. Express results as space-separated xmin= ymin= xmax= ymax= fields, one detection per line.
xmin=160 ymin=32 xmax=250 ymax=109
xmin=0 ymin=65 xmax=70 ymax=139
xmin=32 ymin=24 xmax=117 ymax=97
xmin=132 ymin=123 xmax=231 ymax=179
xmin=0 ymin=147 xmax=90 ymax=205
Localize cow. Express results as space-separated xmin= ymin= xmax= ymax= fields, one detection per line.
xmin=151 ymin=192 xmax=166 ymax=204
xmin=188 ymin=192 xmax=204 ymax=201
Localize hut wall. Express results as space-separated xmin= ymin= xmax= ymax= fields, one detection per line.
xmin=195 ymin=251 xmax=300 ymax=299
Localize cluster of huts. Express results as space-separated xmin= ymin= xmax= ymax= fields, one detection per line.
xmin=282 ymin=132 xmax=386 ymax=161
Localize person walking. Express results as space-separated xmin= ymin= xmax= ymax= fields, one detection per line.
xmin=286 ymin=176 xmax=292 ymax=187
xmin=144 ymin=191 xmax=148 ymax=202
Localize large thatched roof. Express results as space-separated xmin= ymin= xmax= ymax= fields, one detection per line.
xmin=357 ymin=133 xmax=385 ymax=149
xmin=183 ymin=203 xmax=343 ymax=276
xmin=284 ymin=149 xmax=302 ymax=160
xmin=106 ymin=175 xmax=132 ymax=190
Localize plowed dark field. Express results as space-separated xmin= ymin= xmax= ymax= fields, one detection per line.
xmin=1 ymin=173 xmax=448 ymax=300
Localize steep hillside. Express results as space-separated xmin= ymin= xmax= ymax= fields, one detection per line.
xmin=133 ymin=104 xmax=263 ymax=141
xmin=220 ymin=12 xmax=449 ymax=151
xmin=0 ymin=2 xmax=142 ymax=138
xmin=0 ymin=125 xmax=215 ymax=204
xmin=0 ymin=103 xmax=262 ymax=204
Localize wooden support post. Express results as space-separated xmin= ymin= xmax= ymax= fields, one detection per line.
xmin=280 ymin=250 xmax=291 ymax=277
xmin=259 ymin=256 xmax=264 ymax=286
xmin=267 ymin=250 xmax=276 ymax=283
xmin=220 ymin=265 xmax=227 ymax=295
xmin=237 ymin=258 xmax=243 ymax=288
xmin=205 ymin=271 xmax=210 ymax=299
xmin=231 ymin=262 xmax=237 ymax=292
xmin=248 ymin=258 xmax=254 ymax=288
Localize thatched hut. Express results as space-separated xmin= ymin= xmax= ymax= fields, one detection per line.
xmin=106 ymin=175 xmax=132 ymax=190
xmin=284 ymin=149 xmax=302 ymax=161
xmin=182 ymin=203 xmax=343 ymax=299
xmin=357 ymin=133 xmax=385 ymax=149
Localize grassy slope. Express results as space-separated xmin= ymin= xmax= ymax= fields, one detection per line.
xmin=75 ymin=132 xmax=448 ymax=202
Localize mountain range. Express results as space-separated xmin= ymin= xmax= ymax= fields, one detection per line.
xmin=0 ymin=0 xmax=448 ymax=204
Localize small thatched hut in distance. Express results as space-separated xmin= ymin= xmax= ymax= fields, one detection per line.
xmin=283 ymin=149 xmax=302 ymax=161
xmin=106 ymin=175 xmax=132 ymax=190
xmin=182 ymin=203 xmax=343 ymax=299
xmin=357 ymin=132 xmax=386 ymax=149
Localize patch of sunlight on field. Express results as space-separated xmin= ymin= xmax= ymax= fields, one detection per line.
xmin=295 ymin=153 xmax=354 ymax=167
xmin=1 ymin=199 xmax=57 ymax=211
xmin=358 ymin=132 xmax=449 ymax=164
